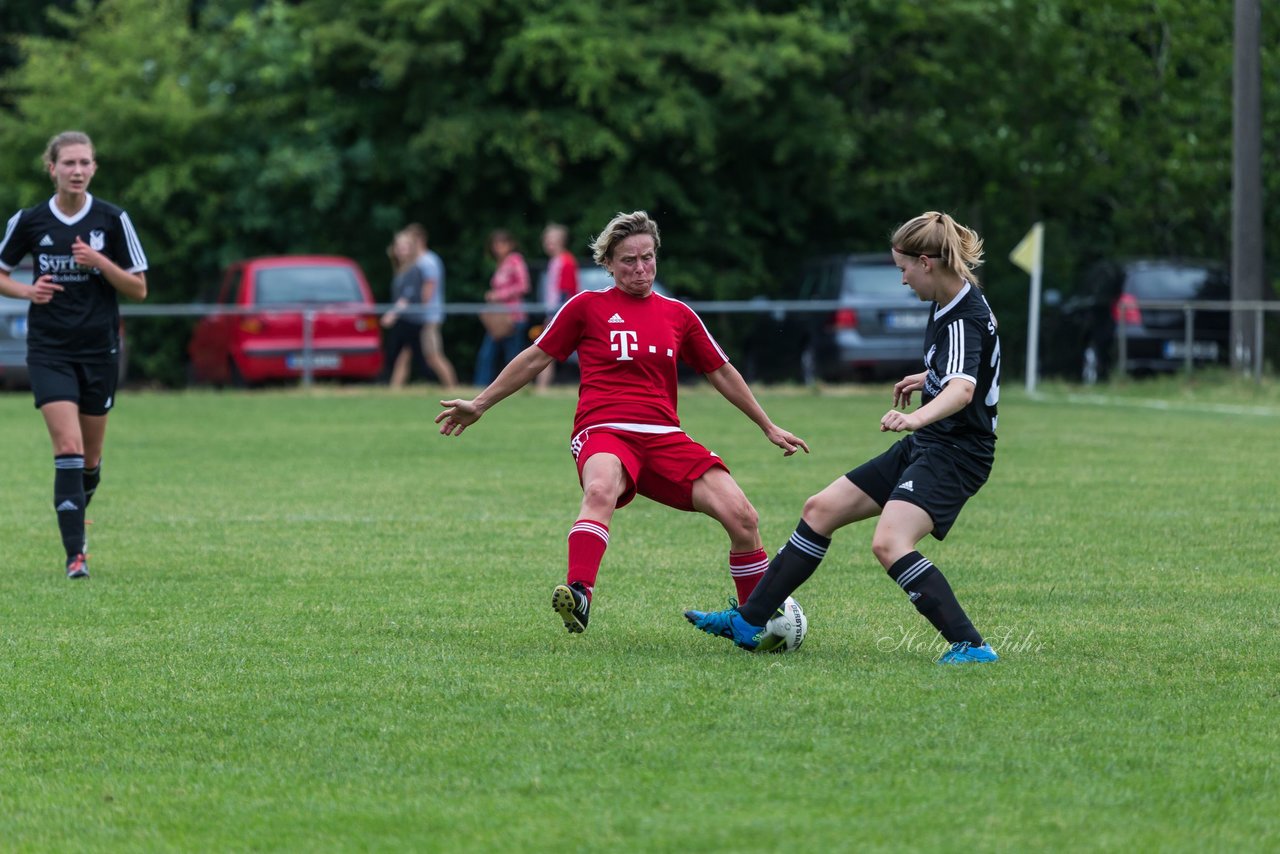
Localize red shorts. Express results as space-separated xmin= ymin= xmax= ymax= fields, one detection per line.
xmin=571 ymin=427 xmax=728 ymax=511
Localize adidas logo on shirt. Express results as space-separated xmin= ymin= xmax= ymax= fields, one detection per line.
xmin=897 ymin=480 xmax=914 ymax=492
xmin=39 ymin=234 xmax=55 ymax=247
xmin=608 ymin=313 xmax=624 ymax=323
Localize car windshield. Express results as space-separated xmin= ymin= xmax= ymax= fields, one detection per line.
xmin=843 ymin=263 xmax=906 ymax=298
xmin=1126 ymin=267 xmax=1210 ymax=301
xmin=254 ymin=266 xmax=364 ymax=306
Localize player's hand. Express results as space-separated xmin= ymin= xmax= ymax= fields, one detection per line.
xmin=880 ymin=409 xmax=919 ymax=433
xmin=765 ymin=425 xmax=809 ymax=457
xmin=380 ymin=312 xmax=397 ymax=329
xmin=71 ymin=235 xmax=104 ymax=271
xmin=30 ymin=275 xmax=64 ymax=304
xmin=436 ymin=398 xmax=482 ymax=436
xmin=892 ymin=373 xmax=926 ymax=410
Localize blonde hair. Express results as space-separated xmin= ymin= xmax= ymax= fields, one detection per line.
xmin=43 ymin=131 xmax=95 ymax=173
xmin=892 ymin=211 xmax=984 ymax=286
xmin=590 ymin=211 xmax=660 ymax=267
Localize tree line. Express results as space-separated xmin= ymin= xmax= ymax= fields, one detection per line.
xmin=1 ymin=0 xmax=1276 ymax=383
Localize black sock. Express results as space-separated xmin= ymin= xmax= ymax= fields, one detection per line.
xmin=54 ymin=455 xmax=87 ymax=560
xmin=738 ymin=519 xmax=831 ymax=625
xmin=83 ymin=461 xmax=101 ymax=508
xmin=887 ymin=551 xmax=983 ymax=646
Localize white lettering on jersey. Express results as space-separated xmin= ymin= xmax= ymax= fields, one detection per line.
xmin=610 ymin=329 xmax=638 ymax=360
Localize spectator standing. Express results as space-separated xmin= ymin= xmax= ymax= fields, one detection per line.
xmin=535 ymin=223 xmax=579 ymax=391
xmin=381 ymin=229 xmax=424 ymax=389
xmin=407 ymin=223 xmax=457 ymax=389
xmin=473 ymin=229 xmax=529 ymax=386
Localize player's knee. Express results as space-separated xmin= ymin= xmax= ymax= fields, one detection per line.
xmin=731 ymin=499 xmax=759 ymax=537
xmin=870 ymin=532 xmax=907 ymax=570
xmin=581 ymin=478 xmax=621 ymax=511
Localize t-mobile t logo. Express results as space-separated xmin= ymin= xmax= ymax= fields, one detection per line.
xmin=610 ymin=329 xmax=638 ymax=360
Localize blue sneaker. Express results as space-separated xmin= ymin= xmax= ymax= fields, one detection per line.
xmin=937 ymin=641 xmax=998 ymax=664
xmin=684 ymin=603 xmax=768 ymax=651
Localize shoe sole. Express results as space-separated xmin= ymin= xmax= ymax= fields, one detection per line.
xmin=67 ymin=569 xmax=89 ymax=579
xmin=552 ymin=585 xmax=586 ymax=634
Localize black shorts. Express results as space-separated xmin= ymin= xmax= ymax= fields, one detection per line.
xmin=846 ymin=434 xmax=991 ymax=540
xmin=384 ymin=318 xmax=424 ymax=356
xmin=28 ymin=358 xmax=119 ymax=416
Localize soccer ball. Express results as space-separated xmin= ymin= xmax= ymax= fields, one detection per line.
xmin=759 ymin=596 xmax=808 ymax=653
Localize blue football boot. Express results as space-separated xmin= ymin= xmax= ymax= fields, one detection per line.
xmin=684 ymin=601 xmax=768 ymax=651
xmin=937 ymin=641 xmax=999 ymax=664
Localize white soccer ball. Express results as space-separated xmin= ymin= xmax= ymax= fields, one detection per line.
xmin=760 ymin=596 xmax=808 ymax=653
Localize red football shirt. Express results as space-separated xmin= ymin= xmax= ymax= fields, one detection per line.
xmin=534 ymin=286 xmax=729 ymax=435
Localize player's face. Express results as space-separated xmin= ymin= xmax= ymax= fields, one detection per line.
xmin=608 ymin=234 xmax=657 ymax=297
xmin=49 ymin=144 xmax=97 ymax=195
xmin=892 ymin=249 xmax=934 ymax=302
xmin=392 ymin=233 xmax=415 ymax=263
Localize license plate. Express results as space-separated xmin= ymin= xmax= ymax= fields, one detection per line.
xmin=1162 ymin=340 xmax=1219 ymax=360
xmin=884 ymin=311 xmax=928 ymax=330
xmin=286 ymin=353 xmax=341 ymax=370
xmin=9 ymin=316 xmax=26 ymax=338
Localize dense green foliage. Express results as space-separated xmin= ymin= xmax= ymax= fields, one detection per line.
xmin=1 ymin=0 xmax=1277 ymax=382
xmin=1 ymin=383 xmax=1279 ymax=848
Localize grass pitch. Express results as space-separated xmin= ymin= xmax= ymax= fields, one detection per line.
xmin=1 ymin=378 xmax=1278 ymax=851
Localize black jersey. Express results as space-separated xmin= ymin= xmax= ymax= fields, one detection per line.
xmin=0 ymin=194 xmax=148 ymax=362
xmin=915 ymin=282 xmax=1000 ymax=462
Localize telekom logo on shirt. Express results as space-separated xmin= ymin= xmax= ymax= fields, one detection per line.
xmin=610 ymin=329 xmax=638 ymax=360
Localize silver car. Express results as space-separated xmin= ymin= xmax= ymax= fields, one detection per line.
xmin=744 ymin=254 xmax=931 ymax=383
xmin=0 ymin=260 xmax=34 ymax=388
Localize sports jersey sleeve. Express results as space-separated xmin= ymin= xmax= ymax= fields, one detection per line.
xmin=936 ymin=315 xmax=983 ymax=386
xmin=675 ymin=303 xmax=729 ymax=374
xmin=110 ymin=210 xmax=149 ymax=273
xmin=0 ymin=210 xmax=31 ymax=271
xmin=534 ymin=290 xmax=587 ymax=361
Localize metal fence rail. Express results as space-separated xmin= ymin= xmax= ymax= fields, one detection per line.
xmin=110 ymin=297 xmax=1280 ymax=387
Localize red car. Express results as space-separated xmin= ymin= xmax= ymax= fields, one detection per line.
xmin=188 ymin=255 xmax=383 ymax=386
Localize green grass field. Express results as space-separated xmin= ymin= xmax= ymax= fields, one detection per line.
xmin=2 ymin=379 xmax=1278 ymax=851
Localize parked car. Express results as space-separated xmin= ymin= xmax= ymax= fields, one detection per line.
xmin=0 ymin=259 xmax=128 ymax=388
xmin=187 ymin=255 xmax=383 ymax=386
xmin=742 ymin=253 xmax=930 ymax=383
xmin=1049 ymin=258 xmax=1230 ymax=384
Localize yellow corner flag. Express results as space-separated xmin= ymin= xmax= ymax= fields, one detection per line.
xmin=1010 ymin=222 xmax=1043 ymax=275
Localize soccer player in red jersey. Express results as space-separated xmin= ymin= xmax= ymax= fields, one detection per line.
xmin=436 ymin=211 xmax=808 ymax=634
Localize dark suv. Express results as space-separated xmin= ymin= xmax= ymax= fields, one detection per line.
xmin=742 ymin=254 xmax=929 ymax=383
xmin=1052 ymin=259 xmax=1230 ymax=383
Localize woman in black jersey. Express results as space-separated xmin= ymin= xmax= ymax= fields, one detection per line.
xmin=0 ymin=131 xmax=149 ymax=579
xmin=687 ymin=211 xmax=1003 ymax=664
